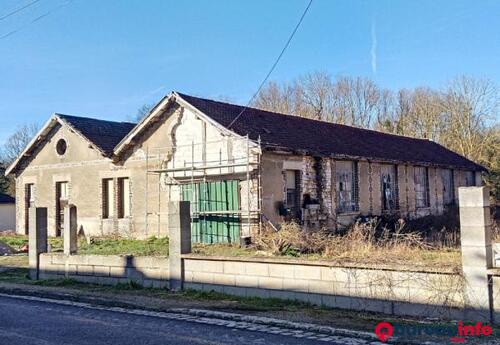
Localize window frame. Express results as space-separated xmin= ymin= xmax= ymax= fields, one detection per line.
xmin=117 ymin=177 xmax=130 ymax=219
xmin=102 ymin=178 xmax=114 ymax=219
xmin=381 ymin=164 xmax=399 ymax=211
xmin=336 ymin=161 xmax=359 ymax=214
xmin=24 ymin=183 xmax=34 ymax=234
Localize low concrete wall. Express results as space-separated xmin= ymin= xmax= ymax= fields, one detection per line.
xmin=39 ymin=253 xmax=169 ymax=289
xmin=183 ymin=255 xmax=465 ymax=320
xmin=38 ymin=252 xmax=466 ymax=320
xmin=32 ymin=192 xmax=500 ymax=323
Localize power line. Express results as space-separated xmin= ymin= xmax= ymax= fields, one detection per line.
xmin=0 ymin=0 xmax=71 ymax=41
xmin=227 ymin=0 xmax=313 ymax=129
xmin=0 ymin=0 xmax=42 ymax=21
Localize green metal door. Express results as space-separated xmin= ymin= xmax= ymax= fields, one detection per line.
xmin=181 ymin=180 xmax=240 ymax=244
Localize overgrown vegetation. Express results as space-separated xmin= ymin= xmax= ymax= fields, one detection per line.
xmin=255 ymin=214 xmax=464 ymax=270
xmin=2 ymin=206 xmax=497 ymax=270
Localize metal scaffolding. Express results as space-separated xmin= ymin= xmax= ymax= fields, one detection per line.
xmin=144 ymin=135 xmax=262 ymax=239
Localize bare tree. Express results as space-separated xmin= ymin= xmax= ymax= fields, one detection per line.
xmin=297 ymin=71 xmax=334 ymax=121
xmin=440 ymin=76 xmax=499 ymax=163
xmin=1 ymin=123 xmax=40 ymax=164
xmin=253 ymin=81 xmax=297 ymax=116
xmin=134 ymin=103 xmax=154 ymax=122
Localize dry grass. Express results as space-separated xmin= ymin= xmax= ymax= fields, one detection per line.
xmin=255 ymin=220 xmax=461 ymax=270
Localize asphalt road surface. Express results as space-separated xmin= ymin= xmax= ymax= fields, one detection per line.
xmin=0 ymin=295 xmax=371 ymax=345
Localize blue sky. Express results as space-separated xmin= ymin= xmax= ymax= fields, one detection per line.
xmin=0 ymin=0 xmax=499 ymax=144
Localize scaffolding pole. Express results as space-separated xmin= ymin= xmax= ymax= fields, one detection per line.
xmin=144 ymin=136 xmax=263 ymax=242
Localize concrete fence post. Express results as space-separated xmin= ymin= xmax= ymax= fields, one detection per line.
xmin=459 ymin=186 xmax=493 ymax=321
xmin=28 ymin=207 xmax=48 ymax=280
xmin=63 ymin=205 xmax=78 ymax=255
xmin=168 ymin=201 xmax=191 ymax=290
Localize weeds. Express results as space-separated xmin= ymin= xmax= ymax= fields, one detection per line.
xmin=255 ymin=218 xmax=461 ymax=269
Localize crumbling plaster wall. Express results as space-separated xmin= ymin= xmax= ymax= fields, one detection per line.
xmin=15 ymin=105 xmax=262 ymax=239
xmin=260 ymin=152 xmax=481 ymax=230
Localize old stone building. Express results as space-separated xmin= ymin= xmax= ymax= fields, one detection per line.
xmin=6 ymin=92 xmax=484 ymax=242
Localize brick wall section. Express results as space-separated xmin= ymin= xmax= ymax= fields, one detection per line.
xmin=300 ymin=157 xmax=317 ymax=200
xmin=182 ymin=255 xmax=466 ymax=319
xmin=39 ymin=253 xmax=169 ymax=288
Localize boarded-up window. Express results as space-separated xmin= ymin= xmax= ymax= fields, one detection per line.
xmin=381 ymin=165 xmax=398 ymax=211
xmin=117 ymin=178 xmax=130 ymax=218
xmin=414 ymin=167 xmax=430 ymax=208
xmin=465 ymin=171 xmax=476 ymax=186
xmin=441 ymin=169 xmax=454 ymax=206
xmin=102 ymin=179 xmax=114 ymax=219
xmin=336 ymin=161 xmax=359 ymax=213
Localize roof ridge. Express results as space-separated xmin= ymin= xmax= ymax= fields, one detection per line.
xmin=175 ymin=92 xmax=433 ymax=143
xmin=55 ymin=113 xmax=137 ymax=126
xmin=175 ymin=91 xmax=485 ymax=171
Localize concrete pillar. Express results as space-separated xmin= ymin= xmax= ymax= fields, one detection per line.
xmin=63 ymin=205 xmax=77 ymax=255
xmin=168 ymin=201 xmax=191 ymax=291
xmin=459 ymin=186 xmax=493 ymax=321
xmin=28 ymin=207 xmax=48 ymax=280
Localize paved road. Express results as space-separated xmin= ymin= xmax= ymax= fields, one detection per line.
xmin=0 ymin=295 xmax=371 ymax=345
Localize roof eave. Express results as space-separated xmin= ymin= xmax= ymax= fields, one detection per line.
xmin=261 ymin=145 xmax=486 ymax=171
xmin=113 ymin=92 xmax=256 ymax=158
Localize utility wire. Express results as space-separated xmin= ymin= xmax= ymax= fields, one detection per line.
xmin=0 ymin=0 xmax=42 ymax=21
xmin=0 ymin=0 xmax=71 ymax=40
xmin=227 ymin=0 xmax=313 ymax=129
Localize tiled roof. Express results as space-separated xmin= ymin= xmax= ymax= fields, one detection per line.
xmin=0 ymin=193 xmax=15 ymax=204
xmin=177 ymin=93 xmax=485 ymax=171
xmin=57 ymin=114 xmax=136 ymax=155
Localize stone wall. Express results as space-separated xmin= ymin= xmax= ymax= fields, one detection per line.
xmin=36 ymin=251 xmax=467 ymax=320
xmin=14 ymin=104 xmax=261 ymax=239
xmin=39 ymin=253 xmax=169 ymax=288
xmin=182 ymin=256 xmax=464 ymax=319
